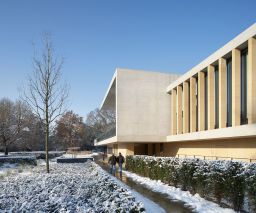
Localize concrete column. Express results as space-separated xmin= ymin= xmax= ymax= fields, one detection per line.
xmin=232 ymin=49 xmax=241 ymax=126
xmin=183 ymin=81 xmax=189 ymax=133
xmin=219 ymin=58 xmax=227 ymax=128
xmin=248 ymin=37 xmax=256 ymax=124
xmin=198 ymin=71 xmax=205 ymax=131
xmin=177 ymin=85 xmax=183 ymax=134
xmin=171 ymin=89 xmax=177 ymax=135
xmin=208 ymin=65 xmax=215 ymax=130
xmin=190 ymin=77 xmax=196 ymax=132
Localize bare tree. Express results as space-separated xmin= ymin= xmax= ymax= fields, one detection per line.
xmin=85 ymin=108 xmax=116 ymax=143
xmin=0 ymin=98 xmax=28 ymax=155
xmin=23 ymin=34 xmax=69 ymax=173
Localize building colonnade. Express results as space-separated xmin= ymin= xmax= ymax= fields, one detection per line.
xmin=170 ymin=37 xmax=256 ymax=135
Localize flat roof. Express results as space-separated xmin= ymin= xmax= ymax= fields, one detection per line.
xmin=166 ymin=23 xmax=256 ymax=92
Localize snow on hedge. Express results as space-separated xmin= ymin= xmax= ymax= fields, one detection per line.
xmin=124 ymin=170 xmax=235 ymax=213
xmin=0 ymin=161 xmax=145 ymax=212
xmin=0 ymin=155 xmax=37 ymax=165
xmin=126 ymin=155 xmax=256 ymax=212
xmin=7 ymin=151 xmax=65 ymax=159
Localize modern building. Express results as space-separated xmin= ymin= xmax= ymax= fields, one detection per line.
xmin=94 ymin=68 xmax=180 ymax=156
xmin=166 ymin=24 xmax=256 ymax=162
xmin=95 ymin=23 xmax=256 ymax=162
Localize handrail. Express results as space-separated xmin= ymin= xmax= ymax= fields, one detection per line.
xmin=176 ymin=154 xmax=256 ymax=163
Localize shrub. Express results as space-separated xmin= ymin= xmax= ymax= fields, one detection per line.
xmin=223 ymin=161 xmax=245 ymax=211
xmin=125 ymin=155 xmax=255 ymax=212
xmin=244 ymin=163 xmax=256 ymax=212
xmin=178 ymin=159 xmax=198 ymax=192
xmin=208 ymin=161 xmax=227 ymax=203
xmin=192 ymin=160 xmax=210 ymax=197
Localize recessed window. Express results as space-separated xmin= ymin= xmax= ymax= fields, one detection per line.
xmin=215 ymin=66 xmax=219 ymax=128
xmin=241 ymin=49 xmax=248 ymax=125
xmin=205 ymin=71 xmax=208 ymax=130
xmin=227 ymin=58 xmax=232 ymax=127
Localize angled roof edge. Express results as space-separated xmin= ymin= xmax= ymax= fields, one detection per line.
xmin=100 ymin=69 xmax=117 ymax=110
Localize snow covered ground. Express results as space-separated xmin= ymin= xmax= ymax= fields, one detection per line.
xmin=0 ymin=163 xmax=18 ymax=176
xmin=0 ymin=162 xmax=33 ymax=178
xmin=0 ymin=161 xmax=145 ymax=212
xmin=106 ymin=170 xmax=165 ymax=213
xmin=62 ymin=152 xmax=100 ymax=159
xmin=124 ymin=171 xmax=236 ymax=213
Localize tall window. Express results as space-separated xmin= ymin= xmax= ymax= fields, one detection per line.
xmin=227 ymin=58 xmax=232 ymax=127
xmin=215 ymin=66 xmax=219 ymax=128
xmin=196 ymin=76 xmax=199 ymax=131
xmin=205 ymin=72 xmax=208 ymax=130
xmin=241 ymin=49 xmax=248 ymax=124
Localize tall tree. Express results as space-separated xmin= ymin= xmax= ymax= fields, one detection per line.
xmin=55 ymin=111 xmax=85 ymax=149
xmin=0 ymin=98 xmax=28 ymax=155
xmin=23 ymin=33 xmax=68 ymax=173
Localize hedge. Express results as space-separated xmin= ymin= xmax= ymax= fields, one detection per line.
xmin=126 ymin=155 xmax=256 ymax=212
xmin=1 ymin=151 xmax=66 ymax=159
xmin=0 ymin=156 xmax=37 ymax=165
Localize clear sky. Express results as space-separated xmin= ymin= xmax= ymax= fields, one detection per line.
xmin=0 ymin=0 xmax=255 ymax=119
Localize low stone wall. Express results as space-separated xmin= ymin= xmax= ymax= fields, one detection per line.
xmin=57 ymin=157 xmax=94 ymax=163
xmin=5 ymin=151 xmax=65 ymax=159
xmin=0 ymin=156 xmax=37 ymax=165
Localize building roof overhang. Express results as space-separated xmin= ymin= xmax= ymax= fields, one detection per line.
xmin=166 ymin=23 xmax=256 ymax=93
xmin=100 ymin=70 xmax=117 ymax=111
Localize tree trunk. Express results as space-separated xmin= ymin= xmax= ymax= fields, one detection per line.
xmin=45 ymin=122 xmax=49 ymax=173
xmin=45 ymin=96 xmax=50 ymax=173
xmin=4 ymin=145 xmax=8 ymax=156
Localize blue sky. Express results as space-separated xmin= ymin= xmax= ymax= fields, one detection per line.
xmin=0 ymin=1 xmax=255 ymax=119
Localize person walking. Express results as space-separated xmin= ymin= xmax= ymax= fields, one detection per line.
xmin=117 ymin=152 xmax=125 ymax=175
xmin=108 ymin=153 xmax=117 ymax=176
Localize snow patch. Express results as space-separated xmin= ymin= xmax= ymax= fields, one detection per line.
xmin=124 ymin=170 xmax=235 ymax=213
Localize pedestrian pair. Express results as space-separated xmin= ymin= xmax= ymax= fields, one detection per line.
xmin=108 ymin=152 xmax=125 ymax=176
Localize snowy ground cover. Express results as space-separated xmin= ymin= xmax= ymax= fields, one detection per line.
xmin=0 ymin=161 xmax=145 ymax=212
xmin=124 ymin=170 xmax=235 ymax=213
xmin=0 ymin=163 xmax=18 ymax=177
xmin=0 ymin=162 xmax=33 ymax=179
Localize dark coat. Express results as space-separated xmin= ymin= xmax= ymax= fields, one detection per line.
xmin=117 ymin=155 xmax=125 ymax=164
xmin=108 ymin=155 xmax=117 ymax=165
